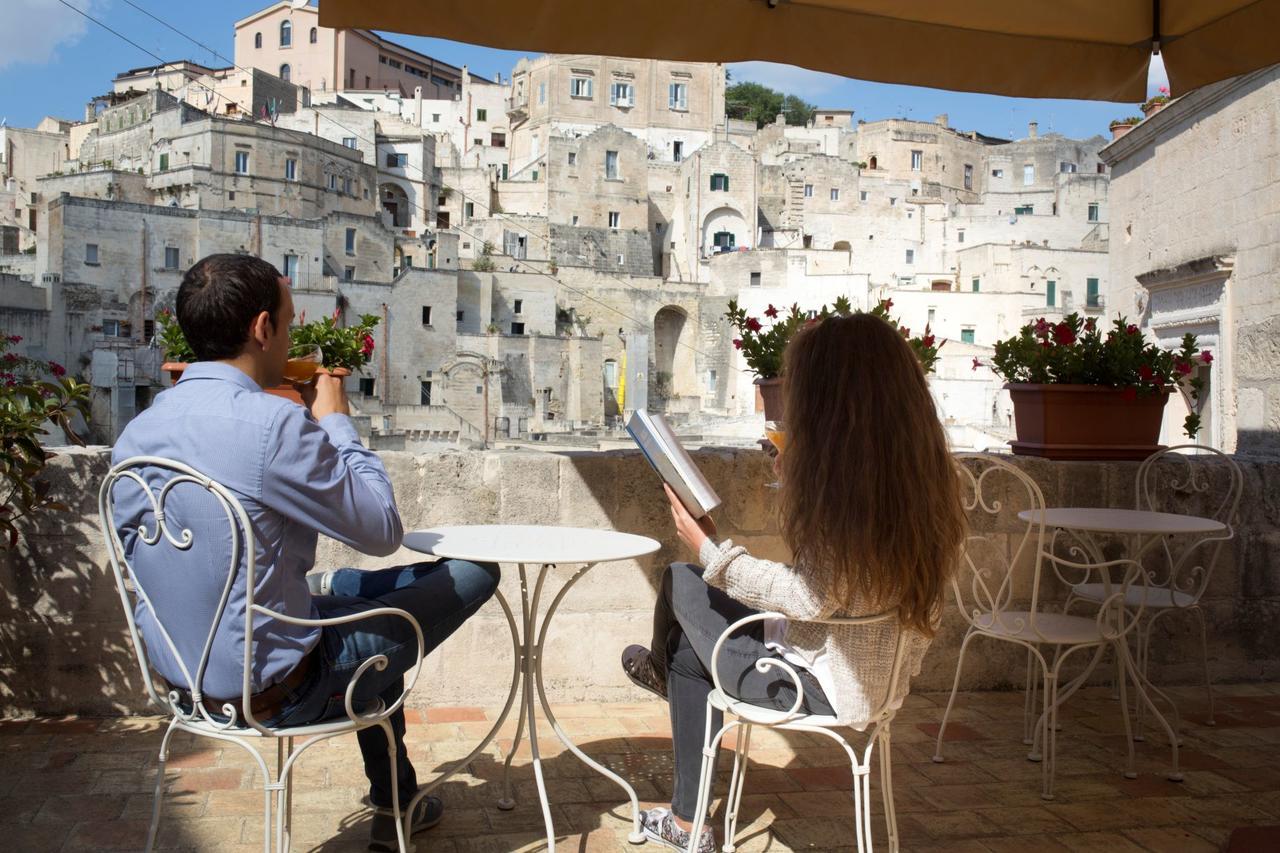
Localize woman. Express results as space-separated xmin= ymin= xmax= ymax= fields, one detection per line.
xmin=622 ymin=311 xmax=966 ymax=852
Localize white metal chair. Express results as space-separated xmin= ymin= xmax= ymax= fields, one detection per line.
xmin=683 ymin=610 xmax=913 ymax=853
xmin=1065 ymin=445 xmax=1242 ymax=735
xmin=933 ymin=453 xmax=1158 ymax=800
xmin=99 ymin=457 xmax=425 ymax=853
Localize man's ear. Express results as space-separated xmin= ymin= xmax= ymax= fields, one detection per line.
xmin=248 ymin=310 xmax=273 ymax=350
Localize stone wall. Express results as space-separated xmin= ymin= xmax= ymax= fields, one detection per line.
xmin=3 ymin=447 xmax=1278 ymax=718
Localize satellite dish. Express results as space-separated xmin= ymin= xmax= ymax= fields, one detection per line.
xmin=289 ymin=1 xmax=310 ymax=8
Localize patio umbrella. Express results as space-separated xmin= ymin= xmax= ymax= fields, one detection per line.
xmin=319 ymin=0 xmax=1280 ymax=102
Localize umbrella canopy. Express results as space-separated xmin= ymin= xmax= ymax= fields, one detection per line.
xmin=319 ymin=0 xmax=1280 ymax=102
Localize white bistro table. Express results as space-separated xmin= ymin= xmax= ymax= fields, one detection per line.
xmin=1016 ymin=507 xmax=1226 ymax=780
xmin=401 ymin=525 xmax=660 ymax=850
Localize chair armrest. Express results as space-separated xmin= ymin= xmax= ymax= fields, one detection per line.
xmin=246 ymin=604 xmax=426 ymax=730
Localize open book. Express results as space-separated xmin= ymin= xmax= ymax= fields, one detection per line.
xmin=626 ymin=410 xmax=722 ymax=519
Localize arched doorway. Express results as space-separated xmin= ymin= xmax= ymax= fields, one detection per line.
xmin=380 ymin=183 xmax=411 ymax=228
xmin=701 ymin=207 xmax=747 ymax=256
xmin=868 ymin=155 xmax=878 ymax=170
xmin=653 ymin=305 xmax=694 ymax=405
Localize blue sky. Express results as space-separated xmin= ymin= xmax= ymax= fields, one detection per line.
xmin=3 ymin=1 xmax=1167 ymax=139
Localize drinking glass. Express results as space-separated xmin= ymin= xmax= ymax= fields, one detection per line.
xmin=764 ymin=420 xmax=785 ymax=489
xmin=283 ymin=344 xmax=322 ymax=384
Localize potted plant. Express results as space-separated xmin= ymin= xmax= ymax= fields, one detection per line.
xmin=725 ymin=296 xmax=941 ymax=421
xmin=981 ymin=314 xmax=1209 ymax=460
xmin=1109 ymin=116 xmax=1143 ymax=140
xmin=158 ymin=309 xmax=380 ymax=404
xmin=1141 ymin=85 xmax=1172 ymax=117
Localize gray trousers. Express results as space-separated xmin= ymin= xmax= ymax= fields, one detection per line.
xmin=651 ymin=563 xmax=835 ymax=820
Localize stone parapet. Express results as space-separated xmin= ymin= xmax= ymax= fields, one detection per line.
xmin=3 ymin=447 xmax=1278 ymax=717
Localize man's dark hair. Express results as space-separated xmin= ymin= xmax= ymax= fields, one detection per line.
xmin=176 ymin=254 xmax=283 ymax=361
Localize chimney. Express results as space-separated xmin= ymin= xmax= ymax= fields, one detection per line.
xmin=934 ymin=113 xmax=949 ymax=128
xmin=84 ymin=101 xmax=96 ymax=123
xmin=414 ymin=86 xmax=423 ymax=127
xmin=1028 ymin=121 xmax=1038 ymax=139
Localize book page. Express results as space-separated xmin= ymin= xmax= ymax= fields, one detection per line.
xmin=625 ymin=411 xmax=706 ymax=517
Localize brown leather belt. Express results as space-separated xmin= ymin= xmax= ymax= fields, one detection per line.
xmin=179 ymin=652 xmax=315 ymax=722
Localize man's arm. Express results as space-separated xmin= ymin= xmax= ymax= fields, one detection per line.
xmin=261 ymin=402 xmax=404 ymax=556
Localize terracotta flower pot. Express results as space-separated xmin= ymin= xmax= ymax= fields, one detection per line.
xmin=1110 ymin=123 xmax=1136 ymax=140
xmin=1006 ymin=383 xmax=1168 ymax=461
xmin=754 ymin=376 xmax=784 ymax=422
xmin=162 ymin=362 xmax=351 ymax=405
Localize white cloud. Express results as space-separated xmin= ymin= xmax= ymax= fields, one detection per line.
xmin=0 ymin=0 xmax=97 ymax=70
xmin=728 ymin=61 xmax=846 ymax=100
xmin=1147 ymin=53 xmax=1170 ymax=97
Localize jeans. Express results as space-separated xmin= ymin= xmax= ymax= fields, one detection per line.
xmin=651 ymin=563 xmax=835 ymax=821
xmin=271 ymin=559 xmax=500 ymax=809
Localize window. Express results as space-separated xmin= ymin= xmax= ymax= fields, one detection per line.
xmin=609 ymin=82 xmax=634 ymax=107
xmin=359 ymin=377 xmax=374 ymax=396
xmin=712 ymin=231 xmax=735 ymax=252
xmin=672 ymin=140 xmax=683 ymax=162
xmin=603 ymin=360 xmax=619 ymax=389
xmin=309 ymin=27 xmax=317 ymax=44
xmin=964 ymin=163 xmax=973 ymax=190
xmin=571 ymin=215 xmax=579 ymax=225
xmin=421 ymin=306 xmax=433 ymax=325
xmin=103 ymin=319 xmax=122 ymax=337
xmin=750 ymin=272 xmax=761 ymax=287
xmin=531 ymin=169 xmax=539 ymax=181
xmin=285 ymin=158 xmax=296 ymax=181
xmin=280 ymin=20 xmax=291 ymax=47
xmin=1060 ymin=161 xmax=1077 ymax=173
xmin=511 ymin=322 xmax=525 ymax=335
xmin=343 ymin=177 xmax=352 ymax=195
xmin=905 ymin=249 xmax=914 ymax=264
xmin=385 ymin=152 xmax=407 ymax=168
xmin=958 ymin=229 xmax=965 ymax=243
xmin=1015 ymin=205 xmax=1034 ymax=216
xmin=1023 ymin=164 xmax=1035 ymax=185
xmin=234 ymin=151 xmax=249 ymax=173
xmin=961 ymin=328 xmax=976 ymax=344
xmin=710 ymin=173 xmax=729 ymax=191
xmin=431 ymin=113 xmax=440 ymax=122
xmin=279 ymin=64 xmax=291 ymax=82
xmin=605 ymin=150 xmax=619 ymax=179
xmin=830 ymin=187 xmax=839 ymax=201
xmin=668 ymin=82 xmax=688 ymax=110
xmin=158 ymin=152 xmax=169 ymax=171
xmin=570 ymin=76 xmax=593 ymax=99
xmin=538 ymin=81 xmax=546 ymax=103
xmin=972 ymin=277 xmax=980 ymax=292
xmin=456 ymin=310 xmax=465 ymax=323
xmin=567 ymin=151 xmax=576 ymax=166
xmin=379 ymin=55 xmax=387 ymax=64
xmin=344 ymin=266 xmax=355 ymax=281
xmin=327 ymin=173 xmax=338 ymax=190
xmin=992 ymin=168 xmax=1004 ymax=178
xmin=164 ymin=247 xmax=179 ymax=270
xmin=911 ymin=150 xmax=922 ymax=171
xmin=342 ymin=137 xmax=357 ymax=149
xmin=345 ymin=228 xmax=356 ymax=255
xmin=1088 ymin=203 xmax=1099 ymax=223
xmin=85 ymin=243 xmax=99 ymax=264
xmin=859 ymin=190 xmax=867 ymax=201
xmin=464 ymin=201 xmax=474 ymax=220
xmin=388 ymin=59 xmax=402 ymax=70
xmin=1086 ymin=277 xmax=1100 ymax=307
xmin=1046 ymin=280 xmax=1057 ymax=307
xmin=889 ymin=197 xmax=897 ymax=206
xmin=282 ymin=253 xmax=299 ymax=280
xmin=476 ymin=108 xmax=487 ymax=121
xmin=254 ymin=32 xmax=262 ymax=49
xmin=490 ymin=132 xmax=505 ymax=147
xmin=706 ymin=369 xmax=717 ymax=393
xmin=513 ymin=299 xmax=523 ymax=314
xmin=420 ymin=381 xmax=432 ymax=405
xmin=803 ymin=184 xmax=813 ymax=198
xmin=928 ymin=308 xmax=936 ymax=326
xmin=608 ymin=211 xmax=620 ymax=229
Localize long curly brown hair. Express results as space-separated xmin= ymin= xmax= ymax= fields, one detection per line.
xmin=778 ymin=312 xmax=965 ymax=635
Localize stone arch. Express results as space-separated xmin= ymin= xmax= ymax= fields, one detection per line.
xmin=868 ymin=155 xmax=878 ymax=170
xmin=701 ymin=206 xmax=747 ymax=256
xmin=653 ymin=305 xmax=695 ymax=401
xmin=280 ymin=19 xmax=292 ymax=47
xmin=832 ymin=240 xmax=851 ymax=251
xmin=380 ymin=182 xmax=411 ymax=228
xmin=309 ymin=26 xmax=318 ymax=44
xmin=280 ymin=64 xmax=291 ymax=83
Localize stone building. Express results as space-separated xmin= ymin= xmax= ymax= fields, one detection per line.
xmin=1 ymin=118 xmax=73 ymax=251
xmin=1103 ymin=65 xmax=1280 ymax=455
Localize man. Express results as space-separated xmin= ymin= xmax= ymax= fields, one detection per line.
xmin=112 ymin=254 xmax=498 ymax=851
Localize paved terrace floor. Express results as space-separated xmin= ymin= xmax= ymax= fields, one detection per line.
xmin=4 ymin=684 xmax=1280 ymax=852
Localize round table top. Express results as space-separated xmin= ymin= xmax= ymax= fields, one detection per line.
xmin=1017 ymin=507 xmax=1226 ymax=536
xmin=402 ymin=525 xmax=661 ymax=565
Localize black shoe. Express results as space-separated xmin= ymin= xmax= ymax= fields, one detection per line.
xmin=368 ymin=794 xmax=442 ymax=851
xmin=622 ymin=644 xmax=668 ymax=700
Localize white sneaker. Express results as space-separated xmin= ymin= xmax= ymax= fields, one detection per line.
xmin=640 ymin=807 xmax=716 ymax=853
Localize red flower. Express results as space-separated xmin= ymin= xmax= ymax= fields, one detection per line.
xmin=745 ymin=317 xmax=762 ymax=333
xmin=1052 ymin=322 xmax=1076 ymax=346
xmin=6 ymin=334 xmax=21 ymax=344
xmin=763 ymin=304 xmax=779 ymax=319
xmin=361 ymin=334 xmax=375 ymax=356
xmin=1175 ymin=360 xmax=1193 ymax=376
xmin=971 ymin=357 xmax=983 ymax=372
xmin=48 ymin=361 xmax=66 ymax=378
xmin=1139 ymin=364 xmax=1154 ymax=382
xmin=2 ymin=353 xmax=17 ymax=364
xmin=1122 ymin=386 xmax=1138 ymax=401
xmin=1200 ymin=350 xmax=1213 ymax=365
xmin=332 ymin=307 xmax=342 ymax=322
xmin=732 ymin=338 xmax=743 ymax=350
xmin=1034 ymin=318 xmax=1051 ymax=337
xmin=922 ymin=334 xmax=936 ymax=348
xmin=298 ymin=310 xmax=306 ymax=326
xmin=881 ymin=298 xmax=894 ymax=311
xmin=1084 ymin=317 xmax=1097 ymax=332
xmin=1127 ymin=324 xmax=1140 ymax=335
xmin=900 ymin=327 xmax=910 ymax=338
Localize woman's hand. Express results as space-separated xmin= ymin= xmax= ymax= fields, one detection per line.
xmin=664 ymin=484 xmax=718 ymax=555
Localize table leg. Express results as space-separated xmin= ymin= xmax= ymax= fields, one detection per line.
xmin=531 ymin=562 xmax=646 ymax=845
xmin=1116 ymin=630 xmax=1183 ymax=782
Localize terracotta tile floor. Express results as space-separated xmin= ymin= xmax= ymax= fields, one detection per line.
xmin=4 ymin=684 xmax=1280 ymax=852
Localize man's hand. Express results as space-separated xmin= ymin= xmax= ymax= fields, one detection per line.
xmin=304 ymin=372 xmax=349 ymax=420
xmin=664 ymin=483 xmax=717 ymax=556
